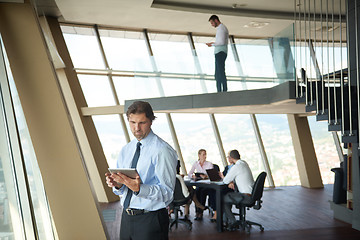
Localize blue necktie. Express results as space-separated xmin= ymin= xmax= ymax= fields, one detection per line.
xmin=123 ymin=142 xmax=141 ymax=210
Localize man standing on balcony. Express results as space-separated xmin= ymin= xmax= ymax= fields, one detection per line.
xmin=206 ymin=15 xmax=229 ymax=92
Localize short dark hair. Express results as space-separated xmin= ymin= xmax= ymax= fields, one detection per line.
xmin=229 ymin=150 xmax=240 ymax=160
xmin=126 ymin=101 xmax=156 ymax=122
xmin=209 ymin=15 xmax=219 ymax=22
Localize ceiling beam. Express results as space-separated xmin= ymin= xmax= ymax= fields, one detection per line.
xmin=152 ymin=0 xmax=345 ymax=21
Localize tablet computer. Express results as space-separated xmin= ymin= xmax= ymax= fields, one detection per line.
xmin=195 ymin=172 xmax=204 ymax=177
xmin=108 ymin=168 xmax=138 ymax=179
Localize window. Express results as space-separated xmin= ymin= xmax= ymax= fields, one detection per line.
xmin=0 ymin=37 xmax=54 ymax=239
xmin=150 ymin=33 xmax=195 ymax=74
xmin=62 ymin=26 xmax=105 ymax=69
xmin=100 ymin=29 xmax=152 ymax=72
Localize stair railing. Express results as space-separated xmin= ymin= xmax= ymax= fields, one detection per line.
xmin=332 ymin=0 xmax=339 ymax=125
xmin=340 ymin=0 xmax=345 ymax=134
xmin=356 ymin=0 xmax=360 ymax=144
xmin=346 ymin=0 xmax=353 ymax=136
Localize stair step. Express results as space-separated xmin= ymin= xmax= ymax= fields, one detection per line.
xmin=328 ymin=122 xmax=342 ymax=132
xmin=296 ymin=96 xmax=306 ymax=104
xmin=342 ymin=131 xmax=358 ymax=144
xmin=316 ymin=111 xmax=329 ymax=121
xmin=306 ymin=103 xmax=317 ymax=112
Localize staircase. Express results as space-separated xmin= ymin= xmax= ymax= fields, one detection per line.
xmin=297 ymin=68 xmax=358 ymax=139
xmin=295 ymin=67 xmax=360 ymax=230
xmin=293 ymin=0 xmax=360 ymax=231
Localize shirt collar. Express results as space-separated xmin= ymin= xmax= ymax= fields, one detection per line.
xmin=235 ymin=159 xmax=243 ymax=165
xmin=138 ymin=129 xmax=155 ymax=146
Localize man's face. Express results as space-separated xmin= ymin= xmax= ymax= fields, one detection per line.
xmin=209 ymin=19 xmax=218 ymax=28
xmin=227 ymin=155 xmax=235 ymax=164
xmin=128 ymin=113 xmax=152 ymax=140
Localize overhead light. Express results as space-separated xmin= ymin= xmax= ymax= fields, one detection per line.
xmin=244 ymin=21 xmax=270 ymax=28
xmin=232 ymin=3 xmax=247 ymax=8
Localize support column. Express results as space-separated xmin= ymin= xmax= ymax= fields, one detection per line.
xmin=188 ymin=33 xmax=227 ymax=167
xmin=0 ymin=2 xmax=107 ymax=239
xmin=287 ymin=114 xmax=323 ymax=188
xmin=209 ymin=113 xmax=227 ymax=167
xmin=332 ymin=132 xmax=344 ymax=162
xmin=44 ymin=17 xmax=118 ymax=203
xmin=93 ymin=24 xmax=130 ymax=144
xmin=351 ymin=143 xmax=360 ymax=230
xmin=250 ymin=114 xmax=275 ymax=187
xmin=230 ymin=36 xmax=275 ymax=186
xmin=143 ymin=29 xmax=187 ymax=174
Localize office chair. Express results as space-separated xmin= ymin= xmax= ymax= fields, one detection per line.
xmin=235 ymin=171 xmax=266 ymax=233
xmin=169 ymin=177 xmax=192 ymax=231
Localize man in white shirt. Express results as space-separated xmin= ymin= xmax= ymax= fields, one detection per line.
xmin=222 ymin=150 xmax=254 ymax=231
xmin=206 ymin=15 xmax=229 ymax=92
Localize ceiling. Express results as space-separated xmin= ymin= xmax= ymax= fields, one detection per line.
xmin=31 ymin=0 xmax=343 ymax=39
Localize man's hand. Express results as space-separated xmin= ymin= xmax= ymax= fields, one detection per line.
xmin=105 ymin=172 xmax=122 ymax=189
xmin=200 ymin=173 xmax=208 ymax=179
xmin=206 ymin=42 xmax=214 ymax=47
xmin=112 ymin=172 xmax=141 ymax=192
xmin=228 ymin=181 xmax=235 ymax=190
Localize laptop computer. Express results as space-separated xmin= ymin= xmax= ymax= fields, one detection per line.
xmin=206 ymin=168 xmax=222 ymax=182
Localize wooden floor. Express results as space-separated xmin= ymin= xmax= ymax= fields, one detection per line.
xmin=99 ymin=184 xmax=360 ymax=240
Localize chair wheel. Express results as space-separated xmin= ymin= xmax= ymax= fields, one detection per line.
xmin=260 ymin=227 xmax=264 ymax=231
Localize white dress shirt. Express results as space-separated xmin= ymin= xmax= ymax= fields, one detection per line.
xmin=113 ymin=130 xmax=178 ymax=211
xmin=214 ymin=23 xmax=229 ymax=54
xmin=223 ymin=159 xmax=254 ymax=194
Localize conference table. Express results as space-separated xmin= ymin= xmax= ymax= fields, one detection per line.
xmin=184 ymin=179 xmax=228 ymax=232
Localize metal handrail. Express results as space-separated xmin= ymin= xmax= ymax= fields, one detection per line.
xmin=321 ymin=0 xmax=325 ymax=114
xmin=304 ymin=0 xmax=308 ymax=106
xmin=356 ymin=0 xmax=360 ymax=144
xmin=314 ymin=0 xmax=319 ymax=113
xmin=327 ymin=0 xmax=331 ymax=124
xmin=295 ymin=0 xmax=298 ymax=98
xmin=340 ymin=0 xmax=344 ymax=134
xmin=299 ymin=0 xmax=303 ymax=97
xmin=332 ymin=0 xmax=338 ymax=124
xmin=346 ymin=0 xmax=353 ymax=135
xmin=308 ymin=0 xmax=313 ymax=106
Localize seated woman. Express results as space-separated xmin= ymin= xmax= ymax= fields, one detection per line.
xmin=188 ymin=149 xmax=214 ymax=220
xmin=169 ymin=161 xmax=207 ymax=219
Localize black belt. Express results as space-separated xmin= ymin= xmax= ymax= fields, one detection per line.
xmin=125 ymin=208 xmax=165 ymax=216
xmin=125 ymin=208 xmax=150 ymax=216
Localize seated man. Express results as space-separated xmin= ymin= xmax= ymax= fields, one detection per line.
xmin=222 ymin=150 xmax=254 ymax=231
xmin=222 ymin=150 xmax=236 ymax=177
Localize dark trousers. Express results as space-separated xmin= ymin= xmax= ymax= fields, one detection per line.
xmin=195 ymin=187 xmax=216 ymax=212
xmin=195 ymin=187 xmax=210 ymax=213
xmin=215 ymin=51 xmax=228 ymax=92
xmin=120 ymin=208 xmax=169 ymax=240
xmin=223 ymin=192 xmax=250 ymax=225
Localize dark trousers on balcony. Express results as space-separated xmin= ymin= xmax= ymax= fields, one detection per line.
xmin=215 ymin=51 xmax=228 ymax=92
